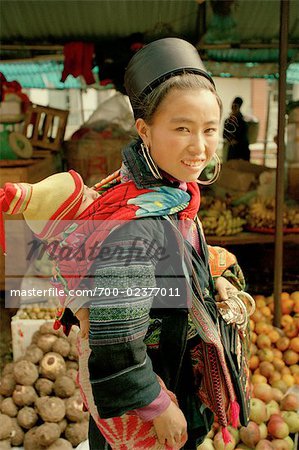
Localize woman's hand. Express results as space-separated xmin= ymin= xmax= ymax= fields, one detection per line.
xmin=214 ymin=276 xmax=238 ymax=302
xmin=153 ymin=401 xmax=188 ymax=449
xmin=75 ymin=308 xmax=90 ymax=339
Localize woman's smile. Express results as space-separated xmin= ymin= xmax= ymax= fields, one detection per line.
xmin=181 ymin=159 xmax=206 ymax=169
xmin=137 ymin=88 xmax=220 ymax=182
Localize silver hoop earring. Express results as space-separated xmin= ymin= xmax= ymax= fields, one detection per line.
xmin=197 ymin=153 xmax=221 ymax=185
xmin=140 ymin=142 xmax=163 ymax=180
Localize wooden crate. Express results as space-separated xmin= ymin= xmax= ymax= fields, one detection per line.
xmin=23 ymin=105 xmax=69 ymax=151
xmin=0 ymin=152 xmax=58 ymax=291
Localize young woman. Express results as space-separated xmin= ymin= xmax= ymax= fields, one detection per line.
xmin=0 ymin=38 xmax=253 ymax=450
xmin=71 ymin=38 xmax=253 ymax=450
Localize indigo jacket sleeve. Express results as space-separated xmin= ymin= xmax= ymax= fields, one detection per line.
xmin=87 ymin=219 xmax=165 ymax=418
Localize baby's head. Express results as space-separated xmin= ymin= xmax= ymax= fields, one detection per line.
xmin=0 ymin=170 xmax=99 ymax=252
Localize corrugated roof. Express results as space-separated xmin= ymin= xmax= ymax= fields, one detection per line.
xmin=1 ymin=0 xmax=298 ymax=48
xmin=0 ymin=0 xmax=199 ymax=43
xmin=1 ymin=59 xmax=298 ymax=89
xmin=0 ymin=60 xmax=100 ymax=89
xmin=0 ymin=0 xmax=298 ymax=85
xmin=204 ymin=0 xmax=299 ymax=43
xmin=205 ymin=49 xmax=298 ymax=63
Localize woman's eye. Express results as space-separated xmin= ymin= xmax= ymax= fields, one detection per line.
xmin=176 ymin=127 xmax=189 ymax=132
xmin=205 ymin=128 xmax=217 ymax=134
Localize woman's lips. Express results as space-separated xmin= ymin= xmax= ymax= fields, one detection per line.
xmin=181 ymin=159 xmax=205 ymax=171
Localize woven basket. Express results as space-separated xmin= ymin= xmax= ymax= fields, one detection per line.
xmin=65 ymin=131 xmax=131 ymax=185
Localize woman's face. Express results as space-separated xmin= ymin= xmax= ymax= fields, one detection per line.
xmin=137 ymin=88 xmax=220 ymax=182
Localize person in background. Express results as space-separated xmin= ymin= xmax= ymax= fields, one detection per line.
xmin=223 ymin=96 xmax=250 ymax=161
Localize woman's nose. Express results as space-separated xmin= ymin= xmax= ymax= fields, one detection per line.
xmin=189 ymin=133 xmax=205 ymax=155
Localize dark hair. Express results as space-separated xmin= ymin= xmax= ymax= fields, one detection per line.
xmin=233 ymin=96 xmax=243 ymax=106
xmin=133 ymin=72 xmax=222 ymax=123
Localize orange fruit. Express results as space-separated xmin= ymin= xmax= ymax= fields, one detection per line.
xmin=284 ymin=323 xmax=298 ymax=338
xmin=293 ymin=298 xmax=299 ymax=313
xmin=293 ymin=314 xmax=299 ymax=329
xmin=250 ymin=343 xmax=258 ymax=355
xmin=290 ymin=291 xmax=299 ymax=301
xmin=276 ymin=336 xmax=290 ymax=351
xmin=272 ymin=357 xmax=285 ymax=371
xmin=281 ymin=299 xmax=294 ymax=315
xmin=281 ymin=373 xmax=295 ymax=387
xmin=289 ymin=364 xmax=299 ymax=375
xmin=281 ymin=315 xmax=294 ymax=328
xmin=251 ymin=309 xmax=264 ymax=323
xmin=289 ymin=337 xmax=299 ymax=352
xmin=283 ymin=349 xmax=299 ymax=366
xmin=257 ymin=348 xmax=274 ymax=363
xmin=259 ymin=361 xmax=275 ymax=378
xmin=255 ymin=322 xmax=270 ymax=335
xmin=268 ymin=329 xmax=280 ymax=343
xmin=249 ymin=355 xmax=260 ymax=370
xmin=281 ymin=366 xmax=291 ymax=375
xmin=260 ymin=306 xmax=272 ymax=319
xmin=281 ymin=292 xmax=290 ymax=301
xmin=272 ymin=348 xmax=283 ymax=359
xmin=256 ymin=334 xmax=272 ymax=349
xmin=269 ymin=302 xmax=274 ymax=313
xmin=269 ymin=372 xmax=282 ymax=384
xmin=251 ymin=332 xmax=257 ymax=344
xmin=251 ymin=374 xmax=267 ymax=384
xmin=254 ymin=295 xmax=266 ymax=308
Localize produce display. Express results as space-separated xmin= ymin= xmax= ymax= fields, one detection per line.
xmin=199 ymin=195 xmax=299 ymax=235
xmin=247 ymin=198 xmax=299 ymax=230
xmin=0 ymin=322 xmax=88 ymax=449
xmin=198 ymin=198 xmax=246 ymax=236
xmin=1 ymin=292 xmax=299 ymax=449
xmin=13 ymin=305 xmax=57 ymax=321
xmin=198 ymin=291 xmax=299 ymax=450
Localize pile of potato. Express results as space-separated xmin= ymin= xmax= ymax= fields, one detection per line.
xmin=13 ymin=301 xmax=58 ymax=321
xmin=0 ymin=322 xmax=89 ymax=449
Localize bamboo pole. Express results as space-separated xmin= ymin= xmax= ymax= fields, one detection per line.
xmin=273 ymin=0 xmax=289 ymax=328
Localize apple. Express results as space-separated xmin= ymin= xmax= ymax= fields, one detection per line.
xmin=249 ymin=398 xmax=268 ymax=424
xmin=283 ymin=436 xmax=294 ymax=450
xmin=235 ymin=445 xmax=252 ymax=450
xmin=255 ymin=439 xmax=274 ymax=450
xmin=227 ymin=425 xmax=240 ymax=445
xmin=280 ymin=393 xmax=299 ymax=411
xmin=271 ymin=380 xmax=288 ymax=394
xmin=268 ymin=413 xmax=282 ymax=422
xmin=197 ymin=438 xmax=215 ymax=450
xmin=266 ymin=400 xmax=281 ymax=420
xmin=271 ymin=439 xmax=290 ymax=450
xmin=281 ymin=410 xmax=299 ymax=433
xmin=213 ymin=430 xmax=235 ymax=450
xmin=253 ymin=383 xmax=274 ymax=403
xmin=258 ymin=422 xmax=268 ymax=440
xmin=272 ymin=388 xmax=284 ymax=403
xmin=267 ymin=418 xmax=289 ymax=439
xmin=259 ymin=361 xmax=275 ymax=378
xmin=239 ymin=421 xmax=261 ymax=448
